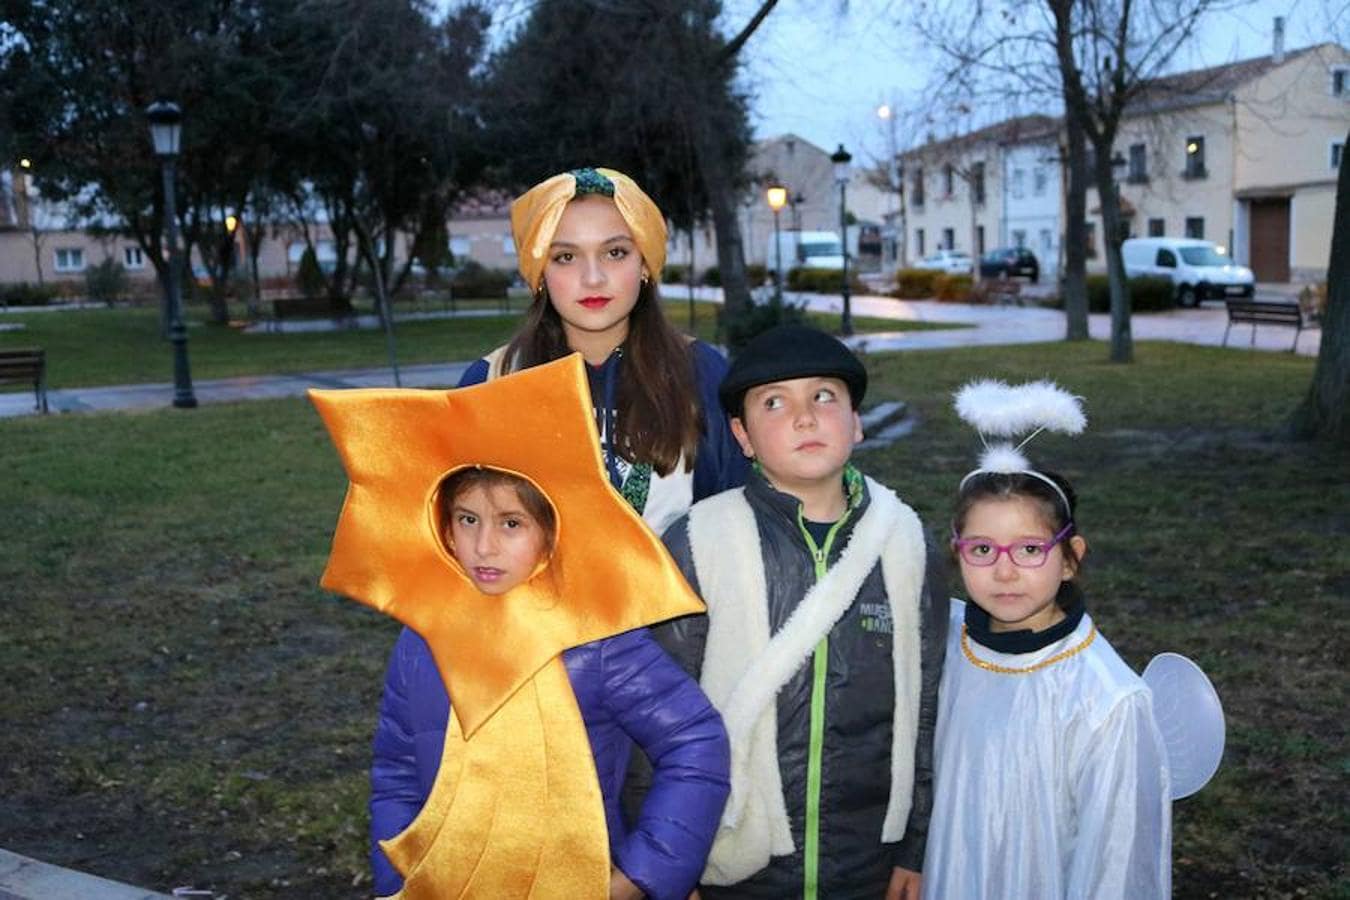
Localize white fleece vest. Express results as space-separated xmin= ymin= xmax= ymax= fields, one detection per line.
xmin=687 ymin=477 xmax=927 ymax=885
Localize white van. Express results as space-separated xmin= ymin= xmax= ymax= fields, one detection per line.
xmin=765 ymin=230 xmax=845 ymax=273
xmin=1121 ymin=237 xmax=1255 ymax=307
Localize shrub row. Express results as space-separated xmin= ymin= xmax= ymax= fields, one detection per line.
xmin=0 ymin=282 xmax=61 ymax=306
xmin=893 ymin=267 xmax=944 ymax=299
xmin=786 ymin=267 xmax=866 ymax=295
xmin=450 ymin=261 xmax=513 ymax=299
xmin=1044 ymin=275 xmax=1175 ymax=312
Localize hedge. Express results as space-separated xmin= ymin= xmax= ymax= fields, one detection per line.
xmin=934 ymin=274 xmax=974 ymax=302
xmin=787 ymin=267 xmax=864 ymax=294
xmin=0 ymin=282 xmax=60 ymax=306
xmin=662 ymin=265 xmax=690 ymax=285
xmin=1047 ymin=275 xmax=1176 ymax=312
xmin=893 ymin=268 xmax=944 ymax=299
xmin=450 ymin=261 xmax=513 ymax=299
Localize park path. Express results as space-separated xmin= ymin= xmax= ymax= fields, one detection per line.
xmin=0 ymin=289 xmax=1320 ymax=419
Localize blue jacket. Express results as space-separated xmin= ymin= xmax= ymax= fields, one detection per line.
xmin=370 ymin=628 xmax=731 ymax=899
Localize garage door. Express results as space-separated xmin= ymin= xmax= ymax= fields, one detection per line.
xmin=1249 ymin=198 xmax=1290 ymax=283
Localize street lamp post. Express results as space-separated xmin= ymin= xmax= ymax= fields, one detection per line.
xmin=147 ymin=101 xmax=197 ymax=409
xmin=766 ymin=183 xmax=788 ymax=303
xmin=831 ymin=144 xmax=854 ymax=335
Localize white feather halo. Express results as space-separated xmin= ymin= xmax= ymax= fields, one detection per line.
xmin=954 ymin=379 xmax=1086 ymax=438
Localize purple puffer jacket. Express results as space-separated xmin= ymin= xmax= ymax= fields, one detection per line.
xmin=370 ymin=625 xmax=731 ymax=900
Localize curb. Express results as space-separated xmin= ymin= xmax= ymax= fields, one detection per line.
xmin=0 ymin=849 xmax=173 ymax=900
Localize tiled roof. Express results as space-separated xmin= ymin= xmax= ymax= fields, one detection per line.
xmin=1125 ymin=44 xmax=1323 ymax=113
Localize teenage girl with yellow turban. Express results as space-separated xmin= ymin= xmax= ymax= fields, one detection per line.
xmin=369 ymin=168 xmax=747 ymax=897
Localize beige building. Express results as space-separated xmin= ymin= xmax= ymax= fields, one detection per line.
xmin=901 ymin=116 xmax=1058 ymax=263
xmin=665 ymin=134 xmax=890 ymax=276
xmin=1092 ymin=40 xmax=1348 ymax=283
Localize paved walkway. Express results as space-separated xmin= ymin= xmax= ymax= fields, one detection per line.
xmin=0 ymin=289 xmax=1320 ymax=419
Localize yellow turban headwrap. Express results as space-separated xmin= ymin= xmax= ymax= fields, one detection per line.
xmin=510 ymin=167 xmax=668 ymax=293
xmin=309 ymin=355 xmax=703 ymax=898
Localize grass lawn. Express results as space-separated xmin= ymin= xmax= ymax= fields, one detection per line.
xmin=0 ymin=340 xmax=1344 ymax=898
xmin=0 ymin=297 xmax=957 ymax=389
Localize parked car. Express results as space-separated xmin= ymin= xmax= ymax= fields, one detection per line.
xmin=1121 ymin=237 xmax=1254 ymax=307
xmin=765 ymin=230 xmax=846 ymax=272
xmin=917 ymin=249 xmax=974 ymax=275
xmin=979 ymin=246 xmax=1040 ymax=282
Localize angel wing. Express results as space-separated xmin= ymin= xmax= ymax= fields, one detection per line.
xmin=1142 ymin=652 xmax=1226 ymax=800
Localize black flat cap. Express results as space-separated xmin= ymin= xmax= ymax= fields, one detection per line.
xmin=719 ymin=325 xmax=868 ymax=416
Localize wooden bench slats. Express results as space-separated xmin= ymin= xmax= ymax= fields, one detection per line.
xmin=1223 ymin=300 xmax=1307 ymax=352
xmin=0 ymin=347 xmax=49 ymax=413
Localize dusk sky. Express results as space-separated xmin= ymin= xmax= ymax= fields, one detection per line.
xmin=731 ymin=0 xmax=1344 ymax=166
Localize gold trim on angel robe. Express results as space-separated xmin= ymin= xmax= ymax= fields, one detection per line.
xmin=310 ymin=355 xmax=704 ymax=898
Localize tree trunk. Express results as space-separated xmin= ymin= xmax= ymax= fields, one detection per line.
xmin=1289 ymin=126 xmax=1350 ymax=444
xmin=698 ymin=141 xmax=753 ymax=320
xmin=1062 ymin=118 xmax=1090 ymax=340
xmin=1094 ymin=139 xmax=1132 ymax=362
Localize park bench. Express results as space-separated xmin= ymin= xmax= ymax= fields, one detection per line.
xmin=1223 ymin=299 xmax=1309 ymax=352
xmin=0 ymin=347 xmax=49 ymax=413
xmin=265 ymin=296 xmax=359 ymax=332
xmin=973 ymin=278 xmax=1023 ymax=306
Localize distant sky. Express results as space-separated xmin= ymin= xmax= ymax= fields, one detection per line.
xmin=728 ymin=0 xmax=1345 ymax=167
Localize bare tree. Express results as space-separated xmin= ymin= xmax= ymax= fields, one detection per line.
xmin=910 ymin=0 xmax=1242 ymax=356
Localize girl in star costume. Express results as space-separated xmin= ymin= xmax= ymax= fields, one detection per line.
xmin=922 ymin=380 xmax=1172 ymax=899
xmin=310 ymin=357 xmax=731 ymax=900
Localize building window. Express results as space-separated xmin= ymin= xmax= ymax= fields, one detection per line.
xmin=1039 ymin=228 xmax=1053 ymax=253
xmin=942 ymin=164 xmax=955 ymax=197
xmin=1184 ymin=136 xmax=1206 ymax=179
xmin=1185 ymin=217 xmax=1205 ymax=239
xmin=942 ymin=227 xmax=955 ymax=250
xmin=1148 ymin=218 xmax=1165 ymax=237
xmin=1085 ymin=222 xmax=1097 ymax=259
xmin=976 ymin=225 xmax=986 ymax=254
xmin=1332 ymin=142 xmax=1344 ymax=170
xmin=123 ymin=246 xmax=145 ymax=269
xmin=1032 ymin=167 xmax=1047 ymax=196
xmin=1128 ymin=143 xmax=1148 ymax=183
xmin=1332 ymin=66 xmax=1349 ymax=97
xmin=1011 ymin=168 xmax=1025 ymax=200
xmin=915 ymin=228 xmax=925 ymax=256
xmin=1012 ymin=229 xmax=1027 ymax=248
xmin=972 ymin=162 xmax=986 ymax=205
xmin=912 ymin=167 xmax=925 ymax=208
xmin=55 ymin=247 xmax=85 ymax=272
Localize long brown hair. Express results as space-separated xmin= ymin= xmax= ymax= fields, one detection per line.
xmin=503 ymin=280 xmax=700 ymax=475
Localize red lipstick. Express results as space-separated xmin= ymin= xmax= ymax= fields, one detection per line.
xmin=579 ymin=296 xmax=611 ymax=309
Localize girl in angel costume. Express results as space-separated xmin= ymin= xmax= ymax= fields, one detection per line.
xmin=923 ymin=380 xmax=1181 ymax=899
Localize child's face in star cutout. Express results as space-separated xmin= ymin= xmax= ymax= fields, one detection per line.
xmin=445 ymin=482 xmax=550 ymax=596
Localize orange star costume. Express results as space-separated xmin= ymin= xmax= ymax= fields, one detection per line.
xmin=309 ymin=355 xmax=705 ymax=899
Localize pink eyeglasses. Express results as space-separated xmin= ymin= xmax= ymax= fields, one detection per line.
xmin=952 ymin=522 xmax=1074 ymax=568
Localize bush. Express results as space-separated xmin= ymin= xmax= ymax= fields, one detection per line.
xmin=893 ymin=268 xmax=943 ymax=299
xmin=296 ymin=246 xmax=326 ymax=299
xmin=450 ymin=260 xmax=512 ymax=299
xmin=719 ymin=295 xmax=808 ymax=356
xmin=786 ymin=266 xmax=865 ymax=294
xmin=84 ymin=259 xmax=129 ymax=307
xmin=662 ymin=265 xmax=689 ymax=285
xmin=0 ymin=282 xmax=60 ymax=306
xmin=1075 ymin=274 xmax=1176 ymax=313
xmin=746 ymin=263 xmax=768 ymax=287
xmin=934 ymin=274 xmax=974 ymax=302
xmin=701 ymin=266 xmax=721 ymax=287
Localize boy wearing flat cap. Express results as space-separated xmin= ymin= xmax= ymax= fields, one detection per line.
xmin=655 ymin=325 xmax=947 ymax=900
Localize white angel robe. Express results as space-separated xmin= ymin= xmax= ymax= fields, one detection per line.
xmin=923 ymin=600 xmax=1171 ymax=899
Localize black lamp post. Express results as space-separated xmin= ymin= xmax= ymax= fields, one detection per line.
xmin=147 ymin=100 xmax=197 ymax=409
xmin=766 ymin=182 xmax=787 ymax=303
xmin=831 ymin=144 xmax=854 ymax=335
